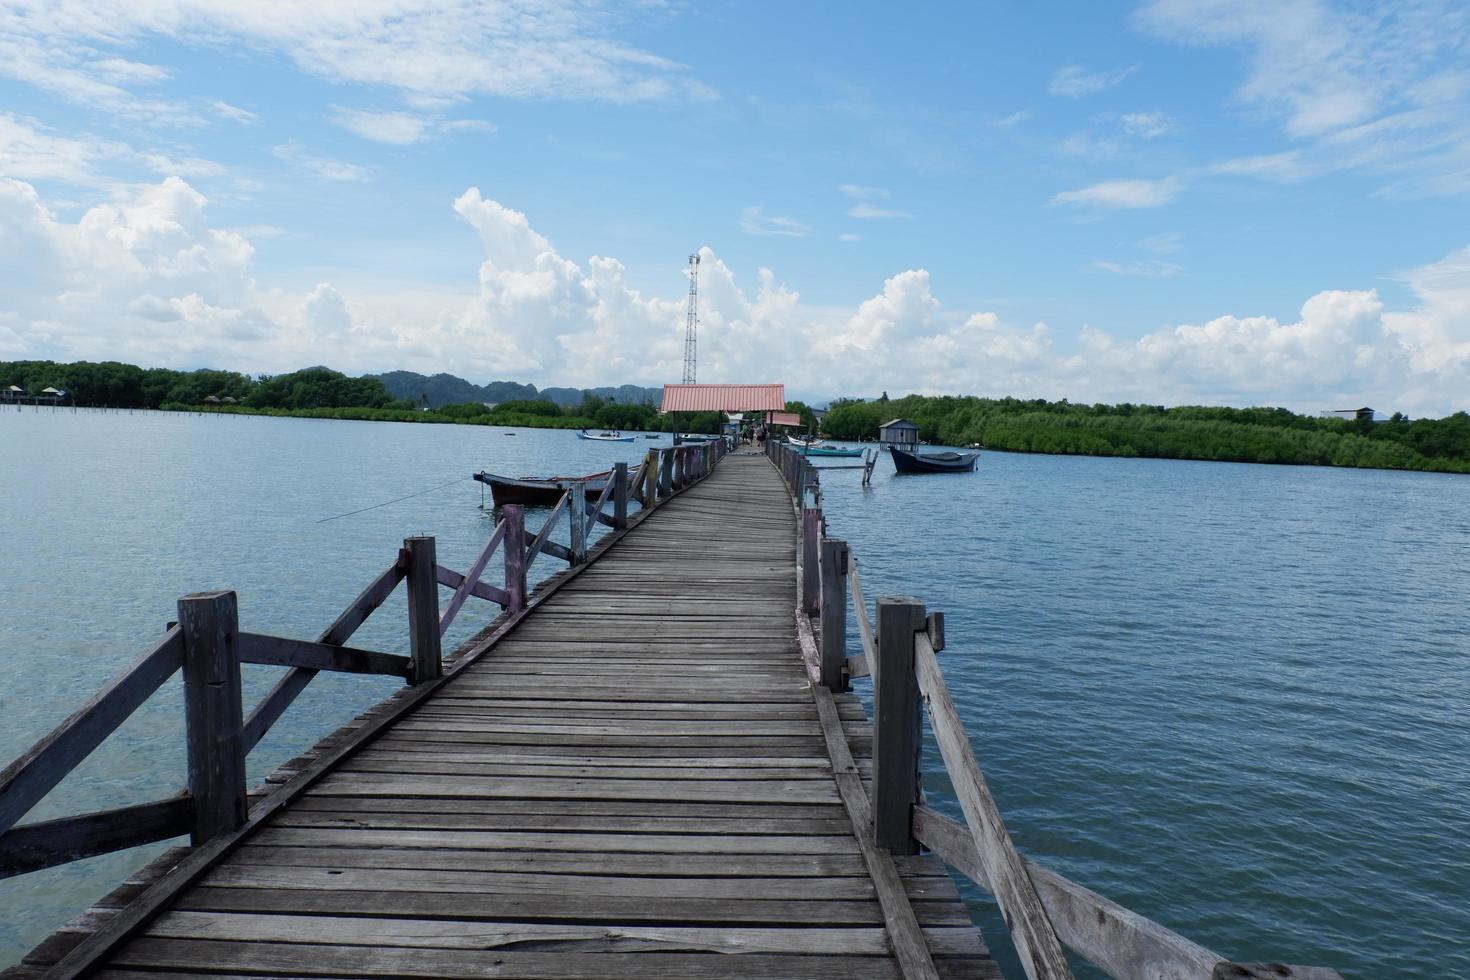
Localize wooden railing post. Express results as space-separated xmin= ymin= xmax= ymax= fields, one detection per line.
xmin=403 ymin=536 xmax=442 ymax=683
xmin=819 ymin=538 xmax=848 ymax=692
xmin=569 ymin=481 xmax=588 ymax=565
xmin=659 ymin=449 xmax=674 ymax=497
xmin=612 ymin=462 xmax=629 ymax=529
xmin=873 ymin=596 xmax=926 ymax=855
xmin=502 ymin=505 xmax=527 ymax=613
xmin=178 ymin=590 xmax=246 ymax=845
xmin=642 ymin=450 xmax=657 ymax=507
xmin=801 ymin=508 xmax=821 ymax=616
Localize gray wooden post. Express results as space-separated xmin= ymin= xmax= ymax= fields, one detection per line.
xmin=403 ymin=536 xmax=442 ymax=684
xmin=820 ymin=538 xmax=849 ymax=692
xmin=569 ymin=481 xmax=588 ymax=565
xmin=801 ymin=508 xmax=821 ymax=616
xmin=178 ymin=590 xmax=246 ymax=845
xmin=659 ymin=449 xmax=674 ymax=496
xmin=612 ymin=462 xmax=629 ymax=529
xmin=873 ymin=597 xmax=926 ymax=855
xmin=502 ymin=504 xmax=527 ymax=612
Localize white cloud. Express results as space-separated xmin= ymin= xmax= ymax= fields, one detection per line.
xmin=212 ymin=101 xmax=257 ymax=124
xmin=992 ymin=109 xmax=1031 ymax=127
xmin=739 ymin=206 xmax=811 ymax=238
xmin=1091 ymin=259 xmax=1183 ymax=278
xmin=333 ymin=109 xmax=430 ymax=145
xmin=332 ymin=108 xmax=496 ymax=144
xmin=838 ymin=233 xmax=861 ymax=242
xmin=0 ymin=113 xmax=225 ymax=186
xmin=1120 ymin=111 xmax=1174 ymax=138
xmin=1139 ymin=232 xmax=1183 ymax=254
xmin=1052 ymin=177 xmax=1181 ymax=208
xmin=1137 ymin=0 xmax=1470 ymax=196
xmin=2 ymin=178 xmax=1466 ymax=415
xmin=841 ymin=184 xmax=909 ymax=219
xmin=847 ymin=202 xmax=911 ymax=220
xmin=272 ymin=142 xmax=372 ymax=182
xmin=0 ymin=1 xmax=712 ymax=121
xmin=1050 ymin=64 xmax=1139 ymax=97
xmin=0 ymin=114 xmax=122 ymax=183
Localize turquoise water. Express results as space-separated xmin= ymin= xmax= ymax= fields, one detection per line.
xmin=2 ymin=410 xmax=1467 ymax=976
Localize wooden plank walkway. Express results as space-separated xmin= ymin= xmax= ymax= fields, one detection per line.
xmin=18 ymin=453 xmax=996 ymax=979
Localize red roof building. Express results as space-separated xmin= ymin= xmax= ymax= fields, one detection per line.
xmin=659 ymin=384 xmax=786 ymax=413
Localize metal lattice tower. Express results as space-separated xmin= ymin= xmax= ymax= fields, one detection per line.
xmin=682 ymin=253 xmax=700 ymax=384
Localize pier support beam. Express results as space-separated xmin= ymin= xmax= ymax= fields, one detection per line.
xmin=403 ymin=536 xmax=442 ymax=684
xmin=569 ymin=482 xmax=588 ymax=565
xmin=819 ymin=537 xmax=849 ymax=692
xmin=873 ymin=596 xmax=926 ymax=855
xmin=178 ymin=590 xmax=246 ymax=846
xmin=502 ymin=505 xmax=527 ymax=613
xmin=612 ymin=462 xmax=629 ymax=530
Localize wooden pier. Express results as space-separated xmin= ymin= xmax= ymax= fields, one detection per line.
xmin=2 ymin=441 xmax=1343 ymax=980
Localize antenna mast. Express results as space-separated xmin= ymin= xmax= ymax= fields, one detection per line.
xmin=682 ymin=252 xmax=700 ymax=384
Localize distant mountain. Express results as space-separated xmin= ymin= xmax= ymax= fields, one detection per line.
xmin=366 ymin=371 xmax=660 ymax=409
xmin=539 ymin=385 xmax=662 ymax=408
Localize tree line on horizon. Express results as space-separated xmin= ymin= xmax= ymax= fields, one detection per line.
xmin=0 ymin=359 xmax=801 ymax=434
xmin=823 ymin=394 xmax=1470 ymax=474
xmin=5 ymin=358 xmax=1466 ymax=474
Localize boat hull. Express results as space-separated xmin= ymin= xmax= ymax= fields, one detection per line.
xmin=577 ymin=432 xmax=635 ymax=442
xmin=890 ymin=447 xmax=979 ymax=473
xmin=474 ymin=471 xmax=610 ymax=507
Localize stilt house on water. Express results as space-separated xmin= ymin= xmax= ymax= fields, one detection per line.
xmin=879 ymin=417 xmax=920 ymax=449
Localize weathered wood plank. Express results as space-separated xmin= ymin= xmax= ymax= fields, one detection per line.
xmin=0 ymin=794 xmax=191 ymax=879
xmin=179 ymin=591 xmax=246 ymax=846
xmin=435 ymin=564 xmax=511 ymax=607
xmin=144 ymin=911 xmax=987 ymax=956
xmin=237 ymin=632 xmax=411 ymax=678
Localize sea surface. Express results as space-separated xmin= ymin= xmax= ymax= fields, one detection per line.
xmin=1 ymin=408 xmax=1466 ymax=977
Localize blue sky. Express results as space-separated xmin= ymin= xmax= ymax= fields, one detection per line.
xmin=1 ymin=0 xmax=1468 ymax=413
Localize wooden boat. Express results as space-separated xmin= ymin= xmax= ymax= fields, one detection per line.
xmin=577 ymin=430 xmax=635 ymax=443
xmin=890 ymin=446 xmax=979 ymax=473
xmin=474 ymin=469 xmax=610 ymax=507
xmin=800 ymin=444 xmax=864 ymax=458
xmin=644 ymin=434 xmax=662 ymax=440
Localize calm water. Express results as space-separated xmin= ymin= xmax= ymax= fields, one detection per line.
xmin=2 ymin=410 xmax=1467 ymax=977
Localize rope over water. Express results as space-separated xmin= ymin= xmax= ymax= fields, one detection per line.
xmin=315 ymin=476 xmax=471 ymax=524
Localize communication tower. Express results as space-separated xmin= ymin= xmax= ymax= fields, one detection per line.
xmin=682 ymin=253 xmax=700 ymax=384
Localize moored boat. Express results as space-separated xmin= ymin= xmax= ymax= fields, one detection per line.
xmin=890 ymin=446 xmax=979 ymax=473
xmin=577 ymin=430 xmax=635 ymax=442
xmin=800 ymin=444 xmax=864 ymax=458
xmin=474 ymin=469 xmax=610 ymax=507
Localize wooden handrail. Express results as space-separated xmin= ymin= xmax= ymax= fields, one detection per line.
xmin=0 ymin=442 xmax=730 ymax=886
xmin=243 ymin=556 xmax=406 ymax=752
xmin=912 ymin=629 xmax=1074 ymax=980
xmin=0 ymin=793 xmax=192 ymax=880
xmin=0 ymin=627 xmax=183 ymax=836
xmin=438 ymin=519 xmax=507 ymax=637
xmin=845 ymin=551 xmax=877 ymax=681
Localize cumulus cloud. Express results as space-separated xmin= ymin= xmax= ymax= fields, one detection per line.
xmin=2 ymin=177 xmax=1467 ymax=415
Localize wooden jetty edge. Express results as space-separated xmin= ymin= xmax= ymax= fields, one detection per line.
xmin=0 ymin=439 xmax=1345 ymax=979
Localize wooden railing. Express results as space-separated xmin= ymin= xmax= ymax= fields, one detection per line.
xmin=767 ymin=438 xmax=1343 ymax=980
xmin=0 ymin=438 xmax=728 ymax=883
